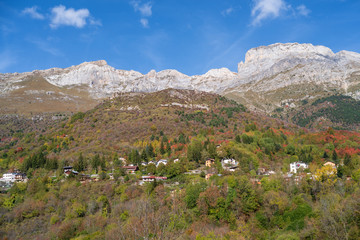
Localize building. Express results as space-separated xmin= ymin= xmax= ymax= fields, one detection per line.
xmin=324 ymin=161 xmax=336 ymax=168
xmin=290 ymin=162 xmax=308 ymax=173
xmin=156 ymin=159 xmax=168 ymax=167
xmin=63 ymin=166 xmax=79 ymax=176
xmin=141 ymin=176 xmax=167 ymax=182
xmin=221 ymin=158 xmax=239 ymax=171
xmin=0 ymin=172 xmax=27 ymax=183
xmin=205 ymin=158 xmax=215 ymax=167
xmin=122 ymin=166 xmax=139 ymax=174
xmin=1 ymin=173 xmax=17 ymax=182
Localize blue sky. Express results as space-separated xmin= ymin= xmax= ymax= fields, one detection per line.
xmin=1 ymin=0 xmax=360 ymax=75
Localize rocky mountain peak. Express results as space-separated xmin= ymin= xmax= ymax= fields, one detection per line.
xmin=79 ymin=60 xmax=108 ymax=67
xmin=203 ymin=68 xmax=236 ymax=78
xmin=2 ymin=42 xmax=360 ymax=116
xmin=244 ymin=43 xmax=334 ymax=64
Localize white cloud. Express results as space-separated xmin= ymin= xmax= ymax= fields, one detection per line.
xmin=22 ymin=6 xmax=45 ymax=20
xmin=131 ymin=1 xmax=152 ymax=28
xmin=222 ymin=7 xmax=234 ymax=16
xmin=251 ymin=0 xmax=288 ymax=25
xmin=297 ymin=5 xmax=310 ymax=16
xmin=22 ymin=5 xmax=101 ymax=29
xmin=50 ymin=5 xmax=90 ymax=28
xmin=140 ymin=18 xmax=149 ymax=28
xmin=138 ymin=2 xmax=152 ymax=17
xmin=131 ymin=1 xmax=152 ymax=17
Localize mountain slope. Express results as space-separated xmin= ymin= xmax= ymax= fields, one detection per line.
xmin=2 ymin=42 xmax=360 ymax=129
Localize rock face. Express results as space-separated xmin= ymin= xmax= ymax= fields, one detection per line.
xmin=225 ymin=43 xmax=360 ymax=112
xmin=235 ymin=43 xmax=360 ymax=91
xmin=1 ymin=42 xmax=360 ymax=113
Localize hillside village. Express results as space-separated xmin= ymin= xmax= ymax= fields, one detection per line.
xmin=0 ymin=90 xmax=360 ymax=239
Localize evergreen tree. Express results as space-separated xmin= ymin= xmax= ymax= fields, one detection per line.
xmin=166 ymin=142 xmax=171 ymax=155
xmin=146 ymin=144 xmax=155 ymax=158
xmin=332 ymin=149 xmax=339 ymax=165
xmin=160 ymin=140 xmax=165 ymax=155
xmin=130 ymin=149 xmax=141 ymax=165
xmin=141 ymin=150 xmax=148 ymax=162
xmin=74 ymin=153 xmax=86 ymax=172
xmin=344 ymin=153 xmax=351 ymax=166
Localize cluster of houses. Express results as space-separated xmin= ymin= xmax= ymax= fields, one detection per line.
xmin=203 ymin=158 xmax=239 ymax=180
xmin=141 ymin=159 xmax=181 ymax=167
xmin=205 ymin=158 xmax=240 ymax=172
xmin=0 ymin=170 xmax=28 ymax=191
xmin=0 ymin=157 xmax=338 ymax=188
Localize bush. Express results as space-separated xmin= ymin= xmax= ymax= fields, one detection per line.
xmin=70 ymin=112 xmax=85 ymax=123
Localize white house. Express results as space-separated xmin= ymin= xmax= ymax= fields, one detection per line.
xmin=156 ymin=159 xmax=168 ymax=167
xmin=221 ymin=158 xmax=239 ymax=171
xmin=221 ymin=158 xmax=238 ymax=166
xmin=1 ymin=173 xmax=17 ymax=182
xmin=290 ymin=162 xmax=308 ymax=173
xmin=0 ymin=172 xmax=27 ymax=183
xmin=141 ymin=176 xmax=167 ymax=182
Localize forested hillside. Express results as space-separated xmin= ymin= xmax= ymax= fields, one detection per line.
xmin=1 ymin=89 xmax=360 ymax=239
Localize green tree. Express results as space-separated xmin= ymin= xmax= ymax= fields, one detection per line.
xmin=74 ymin=153 xmax=86 ymax=172
xmin=207 ymin=142 xmax=217 ymax=159
xmin=166 ymin=141 xmax=171 ymax=155
xmin=187 ymin=140 xmax=202 ymax=163
xmin=160 ymin=140 xmax=165 ymax=155
xmin=185 ymin=182 xmax=207 ymax=209
xmin=91 ymin=154 xmax=101 ymax=173
xmin=332 ymin=150 xmax=339 ymax=165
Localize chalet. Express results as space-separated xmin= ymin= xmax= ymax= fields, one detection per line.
xmin=156 ymin=159 xmax=168 ymax=167
xmin=0 ymin=172 xmax=27 ymax=183
xmin=141 ymin=176 xmax=167 ymax=182
xmin=290 ymin=162 xmax=308 ymax=174
xmin=324 ymin=161 xmax=336 ymax=168
xmin=15 ymin=173 xmax=27 ymax=182
xmin=205 ymin=158 xmax=215 ymax=167
xmin=63 ymin=166 xmax=78 ymax=176
xmin=1 ymin=173 xmax=17 ymax=182
xmin=141 ymin=162 xmax=148 ymax=166
xmin=122 ymin=166 xmax=139 ymax=174
xmin=221 ymin=158 xmax=238 ymax=166
xmin=221 ymin=158 xmax=239 ymax=171
xmin=64 ymin=169 xmax=79 ymax=176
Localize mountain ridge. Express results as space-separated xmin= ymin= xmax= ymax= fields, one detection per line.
xmin=1 ymin=42 xmax=360 ymax=128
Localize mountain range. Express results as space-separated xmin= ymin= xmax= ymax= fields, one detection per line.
xmin=1 ymin=42 xmax=360 ymax=128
